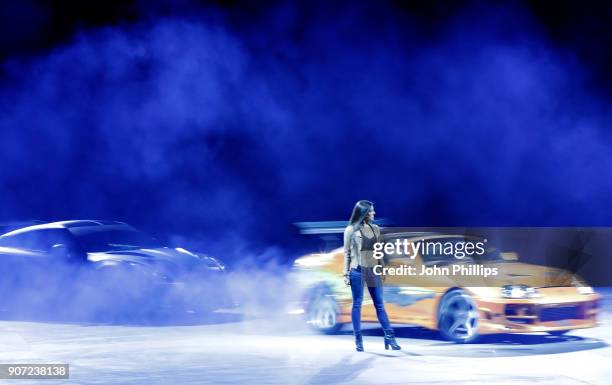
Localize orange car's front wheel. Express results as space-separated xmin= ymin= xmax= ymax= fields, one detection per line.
xmin=438 ymin=289 xmax=480 ymax=343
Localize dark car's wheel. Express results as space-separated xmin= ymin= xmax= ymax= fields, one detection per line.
xmin=306 ymin=289 xmax=342 ymax=334
xmin=438 ymin=289 xmax=480 ymax=343
xmin=547 ymin=330 xmax=570 ymax=336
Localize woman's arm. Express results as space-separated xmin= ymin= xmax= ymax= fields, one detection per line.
xmin=343 ymin=226 xmax=353 ymax=277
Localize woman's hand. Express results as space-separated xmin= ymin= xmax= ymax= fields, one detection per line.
xmin=343 ymin=275 xmax=350 ymax=286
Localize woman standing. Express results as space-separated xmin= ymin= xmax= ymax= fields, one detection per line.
xmin=343 ymin=200 xmax=401 ymax=352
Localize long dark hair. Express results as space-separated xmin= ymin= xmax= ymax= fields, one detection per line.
xmin=349 ymin=200 xmax=373 ymax=227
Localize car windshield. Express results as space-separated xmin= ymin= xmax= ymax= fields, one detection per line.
xmin=73 ymin=229 xmax=163 ymax=252
xmin=472 ymin=246 xmax=504 ymax=262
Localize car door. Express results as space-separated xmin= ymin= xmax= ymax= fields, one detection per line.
xmin=379 ymin=236 xmax=445 ymax=327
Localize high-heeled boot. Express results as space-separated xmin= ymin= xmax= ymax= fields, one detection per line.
xmin=383 ymin=329 xmax=401 ymax=350
xmin=354 ymin=332 xmax=364 ymax=352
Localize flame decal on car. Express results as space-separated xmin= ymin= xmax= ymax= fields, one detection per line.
xmin=383 ymin=287 xmax=435 ymax=307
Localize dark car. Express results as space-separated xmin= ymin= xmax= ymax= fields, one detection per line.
xmin=0 ymin=220 xmax=230 ymax=319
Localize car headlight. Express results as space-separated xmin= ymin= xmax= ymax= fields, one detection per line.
xmin=208 ymin=256 xmax=225 ymax=270
xmin=198 ymin=254 xmax=226 ymax=270
xmin=572 ymin=277 xmax=594 ymax=295
xmin=177 ymin=247 xmax=226 ymax=270
xmin=501 ymin=284 xmax=540 ymax=299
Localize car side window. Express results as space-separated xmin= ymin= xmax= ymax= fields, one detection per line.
xmin=382 ymin=237 xmax=433 ymax=263
xmin=0 ymin=232 xmax=35 ymax=249
xmin=382 ymin=237 xmax=407 ymax=263
xmin=0 ymin=229 xmax=72 ymax=252
xmin=0 ymin=236 xmax=12 ymax=247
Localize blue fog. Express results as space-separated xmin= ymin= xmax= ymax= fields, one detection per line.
xmin=0 ymin=3 xmax=611 ymax=263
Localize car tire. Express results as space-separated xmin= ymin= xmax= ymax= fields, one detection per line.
xmin=547 ymin=330 xmax=570 ymax=336
xmin=438 ymin=289 xmax=480 ymax=343
xmin=306 ymin=289 xmax=342 ymax=334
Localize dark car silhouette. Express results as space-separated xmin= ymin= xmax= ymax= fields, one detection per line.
xmin=0 ymin=220 xmax=230 ymax=319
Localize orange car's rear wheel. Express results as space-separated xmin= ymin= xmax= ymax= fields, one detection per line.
xmin=438 ymin=289 xmax=480 ymax=343
xmin=306 ymin=290 xmax=342 ymax=334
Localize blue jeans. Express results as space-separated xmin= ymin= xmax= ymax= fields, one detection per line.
xmin=349 ymin=266 xmax=392 ymax=333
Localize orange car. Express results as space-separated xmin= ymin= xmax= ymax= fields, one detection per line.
xmin=290 ymin=232 xmax=600 ymax=343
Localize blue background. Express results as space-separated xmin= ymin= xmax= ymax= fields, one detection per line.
xmin=1 ymin=1 xmax=611 ymax=263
